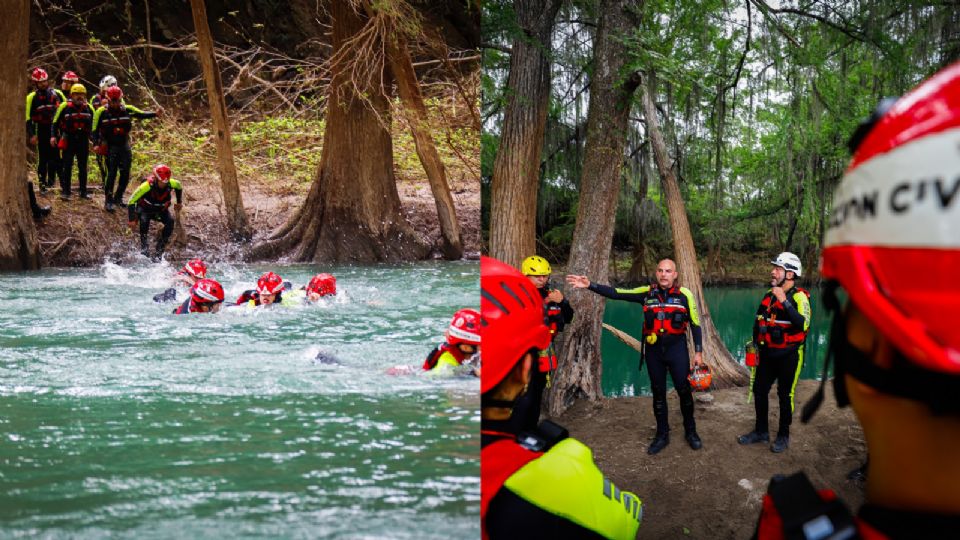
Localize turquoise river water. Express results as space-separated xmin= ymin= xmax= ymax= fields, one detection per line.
xmin=0 ymin=261 xmax=479 ymax=539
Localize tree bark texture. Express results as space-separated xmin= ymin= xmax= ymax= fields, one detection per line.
xmin=0 ymin=0 xmax=40 ymax=271
xmin=487 ymin=0 xmax=562 ymax=267
xmin=546 ymin=0 xmax=642 ymax=417
xmin=642 ymin=77 xmax=749 ymax=388
xmin=250 ymin=0 xmax=428 ymax=262
xmin=189 ymin=0 xmax=251 ymax=241
xmin=386 ymin=32 xmax=464 ymax=260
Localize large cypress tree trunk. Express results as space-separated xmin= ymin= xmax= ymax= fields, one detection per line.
xmin=546 ymin=0 xmax=642 ymax=417
xmin=642 ymin=75 xmax=749 ymax=388
xmin=487 ymin=0 xmax=562 ymax=267
xmin=189 ymin=0 xmax=251 ymax=241
xmin=250 ymin=0 xmax=427 ymax=262
xmin=386 ymin=27 xmax=464 ymax=260
xmin=0 ymin=0 xmax=40 ymax=271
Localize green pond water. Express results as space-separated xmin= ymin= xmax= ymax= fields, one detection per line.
xmin=0 ymin=261 xmax=479 ymax=539
xmin=600 ymin=287 xmax=830 ymax=397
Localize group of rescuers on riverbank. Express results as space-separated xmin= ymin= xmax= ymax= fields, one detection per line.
xmin=25 ymin=66 xmax=179 ymax=259
xmin=482 ymin=63 xmax=960 ymax=538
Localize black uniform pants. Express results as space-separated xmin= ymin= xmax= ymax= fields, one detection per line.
xmin=138 ymin=208 xmax=174 ymax=256
xmin=751 ymin=347 xmax=803 ymax=437
xmin=646 ymin=337 xmax=696 ymax=435
xmin=35 ymin=123 xmax=59 ymax=188
xmin=60 ymin=137 xmax=89 ymax=196
xmin=105 ymin=143 xmax=132 ymax=203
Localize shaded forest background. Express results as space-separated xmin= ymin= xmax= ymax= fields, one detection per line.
xmin=482 ymin=0 xmax=959 ymax=282
xmin=21 ymin=0 xmax=480 ymax=265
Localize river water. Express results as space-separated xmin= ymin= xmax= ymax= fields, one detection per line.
xmin=0 ymin=261 xmax=479 ymax=539
xmin=600 ymin=287 xmax=831 ymax=397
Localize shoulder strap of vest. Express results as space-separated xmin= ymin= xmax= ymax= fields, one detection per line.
xmin=792 ymin=286 xmax=811 ymax=299
xmin=762 ymin=472 xmax=859 ymax=540
xmin=423 ymin=343 xmax=444 ymax=370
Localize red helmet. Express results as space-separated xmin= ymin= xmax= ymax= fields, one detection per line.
xmin=31 ymin=67 xmax=48 ymax=82
xmin=106 ymin=85 xmax=123 ymax=100
xmin=62 ymin=71 xmax=79 ymax=82
xmin=153 ymin=164 xmax=172 ymax=181
xmin=190 ymin=278 xmax=224 ymax=305
xmin=183 ymin=259 xmax=207 ymax=279
xmin=480 ymin=256 xmax=552 ymax=394
xmin=257 ymin=271 xmax=284 ymax=295
xmin=447 ymin=308 xmax=481 ymax=346
xmin=821 ymin=61 xmax=960 ymax=376
xmin=687 ymin=365 xmax=712 ymax=392
xmin=306 ymin=273 xmax=336 ymax=297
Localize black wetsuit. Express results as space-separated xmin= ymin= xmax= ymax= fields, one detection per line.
xmin=588 ymin=282 xmax=703 ymax=437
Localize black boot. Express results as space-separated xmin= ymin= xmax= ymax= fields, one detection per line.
xmin=678 ymin=385 xmax=699 ymax=449
xmin=771 ymin=434 xmax=790 ymax=453
xmin=738 ymin=430 xmax=769 ymax=445
xmin=685 ymin=428 xmax=703 ymax=450
xmin=28 ymin=182 xmax=51 ymax=218
xmin=648 ymin=432 xmax=670 ymax=455
xmin=105 ymin=200 xmax=115 ymax=212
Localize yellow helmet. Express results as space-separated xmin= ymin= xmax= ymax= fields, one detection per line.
xmin=521 ymin=255 xmax=552 ymax=276
xmin=69 ymin=83 xmax=86 ymax=95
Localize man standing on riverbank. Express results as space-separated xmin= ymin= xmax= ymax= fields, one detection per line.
xmin=515 ymin=255 xmax=574 ymax=430
xmin=567 ymin=259 xmax=704 ymax=455
xmin=738 ymin=252 xmax=811 ymax=453
xmin=482 ymin=256 xmax=642 ymax=539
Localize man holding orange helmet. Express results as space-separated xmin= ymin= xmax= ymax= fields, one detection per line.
xmin=482 ymin=256 xmax=641 ymax=539
xmin=752 ymin=62 xmax=960 ymax=539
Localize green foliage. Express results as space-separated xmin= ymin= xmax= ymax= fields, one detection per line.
xmin=489 ymin=0 xmax=957 ymax=271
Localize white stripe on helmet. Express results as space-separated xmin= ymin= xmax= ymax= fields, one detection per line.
xmin=825 ymin=127 xmax=960 ymax=249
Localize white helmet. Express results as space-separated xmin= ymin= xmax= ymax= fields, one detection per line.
xmin=99 ymin=75 xmax=117 ymax=92
xmin=770 ymin=252 xmax=802 ymax=277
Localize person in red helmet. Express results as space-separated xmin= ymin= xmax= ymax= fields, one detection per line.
xmin=154 ymin=259 xmax=210 ymax=303
xmin=751 ymin=62 xmax=960 ymax=539
xmin=25 ymin=67 xmax=62 ymax=192
xmin=299 ymin=273 xmax=337 ymax=303
xmin=481 ymin=256 xmax=642 ymax=540
xmin=56 ymin=71 xmax=79 ymax=102
xmin=235 ymin=271 xmax=288 ymax=307
xmin=91 ymin=85 xmax=159 ymax=211
xmin=173 ymin=278 xmax=225 ymax=314
xmin=127 ymin=164 xmax=182 ymax=260
xmin=423 ymin=308 xmax=481 ymax=374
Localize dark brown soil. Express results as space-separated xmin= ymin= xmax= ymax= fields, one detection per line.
xmin=554 ymin=380 xmax=867 ymax=539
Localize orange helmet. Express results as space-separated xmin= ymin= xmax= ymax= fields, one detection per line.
xmin=687 ymin=365 xmax=712 ymax=392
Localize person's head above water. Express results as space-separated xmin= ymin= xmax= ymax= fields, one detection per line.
xmin=182 ymin=259 xmax=207 ymax=283
xmin=189 ymin=279 xmax=224 ymax=313
xmin=257 ymin=271 xmax=284 ymax=305
xmin=446 ymin=308 xmax=481 ymax=356
xmin=305 ymin=273 xmax=336 ymax=302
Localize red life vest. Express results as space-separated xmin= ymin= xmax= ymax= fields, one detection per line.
xmin=642 ymin=286 xmax=690 ymax=338
xmin=755 ymin=473 xmax=888 ymax=540
xmin=137 ymin=176 xmax=175 ymax=212
xmin=422 ymin=342 xmax=465 ymax=370
xmin=59 ymin=102 xmax=93 ymax=135
xmin=757 ymin=287 xmax=810 ymax=349
xmin=98 ymin=105 xmax=133 ymax=144
xmin=30 ymin=89 xmax=60 ymax=124
xmin=480 ymin=433 xmax=542 ymax=540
